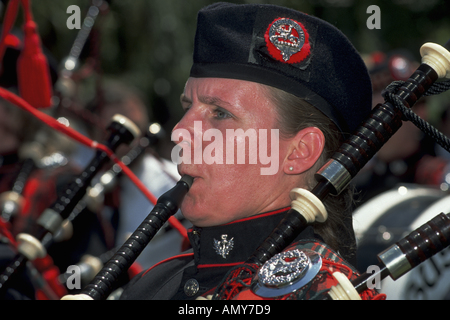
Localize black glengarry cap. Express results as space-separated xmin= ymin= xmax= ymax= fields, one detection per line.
xmin=190 ymin=2 xmax=372 ymax=137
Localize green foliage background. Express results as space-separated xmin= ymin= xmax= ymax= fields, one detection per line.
xmin=9 ymin=0 xmax=450 ymax=139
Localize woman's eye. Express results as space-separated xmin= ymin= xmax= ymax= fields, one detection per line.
xmin=213 ymin=108 xmax=232 ymax=120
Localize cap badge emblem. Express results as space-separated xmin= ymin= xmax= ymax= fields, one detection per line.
xmin=213 ymin=234 xmax=234 ymax=259
xmin=265 ymin=18 xmax=310 ymax=64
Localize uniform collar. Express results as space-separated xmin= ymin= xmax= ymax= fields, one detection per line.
xmin=187 ymin=207 xmax=317 ymax=267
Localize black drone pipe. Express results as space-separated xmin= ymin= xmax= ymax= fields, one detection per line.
xmin=0 ymin=142 xmax=43 ymax=223
xmin=0 ymin=114 xmax=139 ymax=294
xmin=325 ymin=212 xmax=450 ymax=300
xmin=247 ymin=40 xmax=450 ymax=267
xmin=62 ymin=174 xmax=194 ymax=300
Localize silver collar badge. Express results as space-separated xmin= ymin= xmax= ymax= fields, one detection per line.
xmin=213 ymin=234 xmax=234 ymax=259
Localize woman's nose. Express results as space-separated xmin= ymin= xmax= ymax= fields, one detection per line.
xmin=172 ymin=106 xmax=208 ymax=142
xmin=172 ymin=110 xmax=194 ymax=143
xmin=171 ymin=108 xmax=206 ymax=165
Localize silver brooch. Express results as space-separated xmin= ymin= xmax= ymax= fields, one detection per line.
xmin=252 ymin=249 xmax=322 ymax=298
xmin=269 ymin=18 xmax=305 ymax=62
xmin=213 ymin=234 xmax=234 ymax=259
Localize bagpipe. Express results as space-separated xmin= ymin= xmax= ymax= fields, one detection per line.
xmin=62 ymin=174 xmax=193 ymax=300
xmin=0 ymin=0 xmax=186 ymax=299
xmin=60 ymin=38 xmax=450 ymax=300
xmin=0 ymin=114 xmax=176 ymax=299
xmin=0 ymin=113 xmax=141 ymax=295
xmin=1 ymin=0 xmax=450 ymax=300
xmin=217 ymin=41 xmax=450 ymax=300
xmin=0 ymin=142 xmax=43 ymax=226
xmin=353 ymin=185 xmax=450 ymax=299
xmin=328 ymin=211 xmax=450 ymax=300
xmin=217 ymin=40 xmax=450 ymax=300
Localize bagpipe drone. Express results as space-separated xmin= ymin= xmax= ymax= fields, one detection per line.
xmin=1 ymin=1 xmax=450 ymax=300
xmin=62 ymin=40 xmax=450 ymax=300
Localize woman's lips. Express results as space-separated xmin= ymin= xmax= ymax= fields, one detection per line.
xmin=178 ymin=167 xmax=198 ymax=182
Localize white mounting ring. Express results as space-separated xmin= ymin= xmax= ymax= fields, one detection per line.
xmin=328 ymin=272 xmax=361 ymax=300
xmin=420 ymin=42 xmax=450 ymax=79
xmin=289 ymin=188 xmax=328 ymax=223
xmin=16 ymin=233 xmax=47 ymax=260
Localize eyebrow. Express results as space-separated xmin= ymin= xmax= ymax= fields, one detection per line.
xmin=200 ymin=96 xmax=233 ymax=109
xmin=180 ymin=94 xmax=233 ymax=109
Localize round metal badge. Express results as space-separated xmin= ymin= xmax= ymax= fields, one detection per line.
xmin=252 ymin=249 xmax=322 ymax=298
xmin=267 ymin=18 xmax=306 ymax=63
xmin=184 ymin=278 xmax=200 ymax=297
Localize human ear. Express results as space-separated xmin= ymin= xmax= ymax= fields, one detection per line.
xmin=284 ymin=127 xmax=325 ymax=174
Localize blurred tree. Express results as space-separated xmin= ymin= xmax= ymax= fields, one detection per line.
xmin=2 ymin=0 xmax=449 ymax=154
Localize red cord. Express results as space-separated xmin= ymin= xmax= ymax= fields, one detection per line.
xmin=0 ymin=87 xmax=188 ymax=241
xmin=0 ymin=0 xmax=20 ymax=63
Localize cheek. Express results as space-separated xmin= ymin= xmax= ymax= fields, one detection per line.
xmin=180 ymin=164 xmax=256 ymax=223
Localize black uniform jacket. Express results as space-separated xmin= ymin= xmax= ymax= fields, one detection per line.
xmin=120 ymin=207 xmax=321 ymax=300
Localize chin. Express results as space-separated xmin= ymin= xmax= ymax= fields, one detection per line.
xmin=180 ymin=202 xmax=220 ymax=227
xmin=180 ymin=200 xmax=201 ymax=225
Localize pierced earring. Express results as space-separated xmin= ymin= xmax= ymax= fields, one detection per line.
xmin=289 ymin=167 xmax=294 ymax=172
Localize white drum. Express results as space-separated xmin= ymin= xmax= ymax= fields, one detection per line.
xmin=353 ymin=184 xmax=450 ymax=300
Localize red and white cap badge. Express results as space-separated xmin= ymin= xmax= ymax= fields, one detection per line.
xmin=265 ymin=17 xmax=311 ymax=64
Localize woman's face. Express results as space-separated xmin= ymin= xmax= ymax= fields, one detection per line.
xmin=172 ymin=77 xmax=294 ymax=227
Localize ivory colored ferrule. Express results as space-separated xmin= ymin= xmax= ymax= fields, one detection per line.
xmin=289 ymin=188 xmax=327 ymax=223
xmin=61 ymin=294 xmax=94 ymax=300
xmin=81 ymin=254 xmax=103 ymax=280
xmin=420 ymin=42 xmax=450 ymax=79
xmin=111 ymin=114 xmax=141 ymax=139
xmin=16 ymin=233 xmax=46 ymax=261
xmin=53 ymin=219 xmax=74 ymax=242
xmin=0 ymin=191 xmax=24 ymax=218
xmin=0 ymin=191 xmax=25 ymax=208
xmin=328 ymin=272 xmax=361 ymax=300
